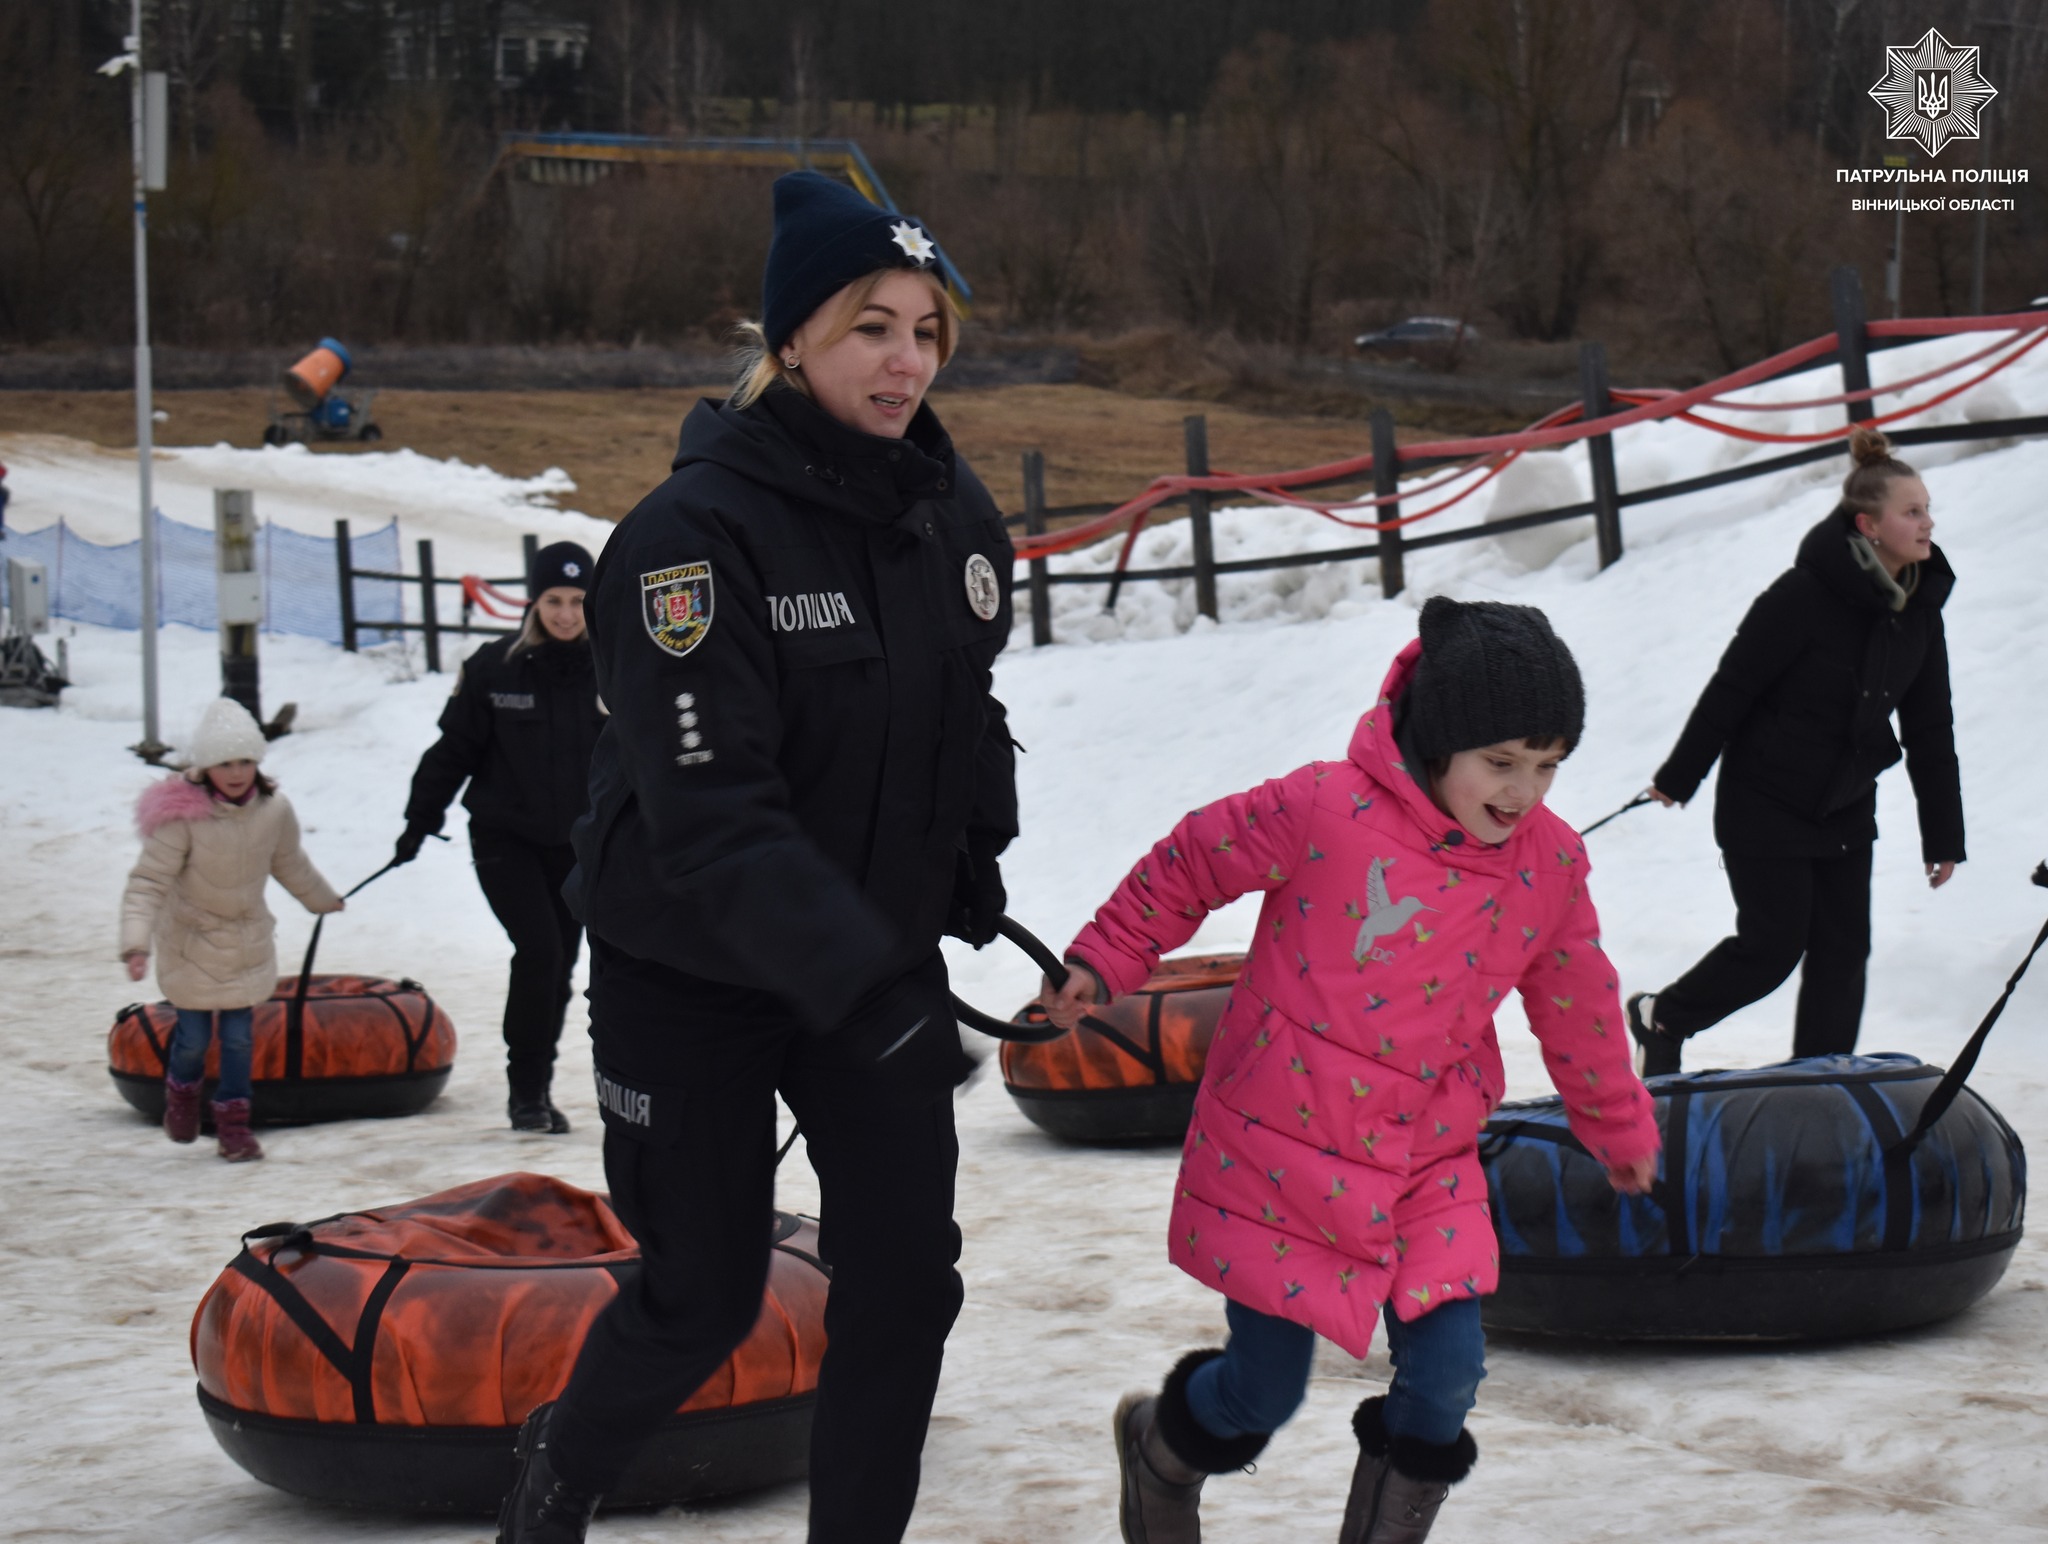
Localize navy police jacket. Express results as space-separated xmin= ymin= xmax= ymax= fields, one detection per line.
xmin=567 ymin=387 xmax=1018 ymax=1032
xmin=404 ymin=633 xmax=605 ymax=847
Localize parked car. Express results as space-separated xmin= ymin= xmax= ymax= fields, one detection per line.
xmin=1353 ymin=316 xmax=1482 ymax=352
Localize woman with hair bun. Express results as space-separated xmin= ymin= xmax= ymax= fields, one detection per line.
xmin=1629 ymin=426 xmax=1963 ymax=1075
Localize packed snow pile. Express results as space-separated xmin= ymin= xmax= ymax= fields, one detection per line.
xmin=3 ymin=332 xmax=2047 ymax=1541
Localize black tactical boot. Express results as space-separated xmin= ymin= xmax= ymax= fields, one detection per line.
xmin=1114 ymin=1349 xmax=1270 ymax=1544
xmin=1339 ymin=1396 xmax=1476 ymax=1544
xmin=508 ymin=1081 xmax=570 ymax=1134
xmin=497 ymin=1402 xmax=599 ymax=1543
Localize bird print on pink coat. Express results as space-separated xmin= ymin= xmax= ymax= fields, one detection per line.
xmin=1352 ymin=858 xmax=1434 ymax=964
xmin=1068 ymin=639 xmax=1660 ymax=1360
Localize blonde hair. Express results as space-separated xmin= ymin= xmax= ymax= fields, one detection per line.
xmin=507 ymin=595 xmax=588 ymax=657
xmin=1841 ymin=426 xmax=1919 ymax=520
xmin=732 ymin=268 xmax=959 ymax=410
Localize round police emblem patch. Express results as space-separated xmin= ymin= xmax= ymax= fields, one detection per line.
xmin=964 ymin=554 xmax=1000 ymax=622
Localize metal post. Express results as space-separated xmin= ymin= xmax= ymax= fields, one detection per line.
xmin=522 ymin=532 xmax=540 ymax=593
xmin=334 ymin=519 xmax=358 ymax=652
xmin=1888 ymin=206 xmax=1905 ymax=319
xmin=1580 ymin=343 xmax=1624 ymax=571
xmin=1970 ymin=207 xmax=1987 ymax=315
xmin=1831 ymin=264 xmax=1875 ymax=426
xmin=128 ymin=0 xmax=169 ymax=761
xmin=1184 ymin=415 xmax=1217 ymax=623
xmin=1371 ymin=408 xmax=1404 ymax=600
xmin=1021 ymin=450 xmax=1052 ymax=647
xmin=417 ymin=538 xmax=441 ymax=673
xmin=214 ymin=490 xmax=261 ymax=719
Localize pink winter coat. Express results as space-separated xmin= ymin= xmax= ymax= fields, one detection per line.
xmin=1067 ymin=640 xmax=1660 ymax=1358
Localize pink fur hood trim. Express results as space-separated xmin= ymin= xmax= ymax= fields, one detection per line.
xmin=135 ymin=774 xmax=217 ymax=838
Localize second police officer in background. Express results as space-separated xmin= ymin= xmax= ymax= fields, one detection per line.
xmin=394 ymin=542 xmax=605 ymax=1133
xmin=495 ymin=172 xmax=1017 ymax=1544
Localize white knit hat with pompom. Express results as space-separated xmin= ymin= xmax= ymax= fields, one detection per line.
xmin=185 ymin=697 xmax=268 ymax=768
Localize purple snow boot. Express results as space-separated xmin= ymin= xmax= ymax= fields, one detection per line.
xmin=212 ymin=1099 xmax=264 ymax=1162
xmin=163 ymin=1076 xmax=204 ymax=1144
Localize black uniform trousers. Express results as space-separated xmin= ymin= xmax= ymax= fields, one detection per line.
xmin=469 ymin=827 xmax=582 ymax=1093
xmin=549 ymin=939 xmax=966 ymax=1544
xmin=1655 ymin=843 xmax=1875 ymax=1058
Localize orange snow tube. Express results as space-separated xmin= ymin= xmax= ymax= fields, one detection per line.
xmin=108 ymin=973 xmax=456 ymax=1126
xmin=192 ymin=1172 xmax=829 ymax=1513
xmin=1000 ymin=952 xmax=1243 ymax=1142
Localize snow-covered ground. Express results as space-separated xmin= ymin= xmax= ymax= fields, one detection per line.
xmin=4 ymin=330 xmax=2047 ymax=1542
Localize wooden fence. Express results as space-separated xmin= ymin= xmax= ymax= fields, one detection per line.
xmin=1008 ymin=266 xmax=2048 ymax=647
xmin=335 ymin=523 xmax=539 ymax=672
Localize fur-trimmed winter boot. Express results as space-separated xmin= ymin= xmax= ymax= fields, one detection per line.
xmin=212 ymin=1098 xmax=263 ymax=1162
xmin=163 ymin=1075 xmax=203 ymax=1143
xmin=1338 ymin=1396 xmax=1476 ymax=1544
xmin=1114 ymin=1349 xmax=1271 ymax=1544
xmin=497 ymin=1401 xmax=600 ymax=1544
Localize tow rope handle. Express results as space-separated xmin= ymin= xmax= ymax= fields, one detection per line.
xmin=1579 ymin=792 xmax=1656 ymax=837
xmin=1887 ymin=861 xmax=2048 ymax=1162
xmin=285 ymin=860 xmax=404 ymax=1079
xmin=948 ymin=915 xmax=1118 ymax=1046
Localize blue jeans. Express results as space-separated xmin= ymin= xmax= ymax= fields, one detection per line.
xmin=1186 ymin=1297 xmax=1486 ymax=1447
xmin=167 ymin=1007 xmax=255 ymax=1103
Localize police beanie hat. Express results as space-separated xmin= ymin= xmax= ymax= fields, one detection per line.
xmin=1403 ymin=596 xmax=1585 ymax=760
xmin=761 ymin=170 xmax=945 ymax=353
xmin=530 ymin=542 xmax=594 ymax=595
xmin=186 ymin=696 xmax=268 ymax=769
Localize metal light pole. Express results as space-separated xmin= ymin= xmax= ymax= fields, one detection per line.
xmin=123 ymin=0 xmax=170 ymax=760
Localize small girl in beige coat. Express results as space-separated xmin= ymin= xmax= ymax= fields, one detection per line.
xmin=119 ymin=698 xmax=343 ymax=1160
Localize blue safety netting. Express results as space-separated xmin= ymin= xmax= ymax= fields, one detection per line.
xmin=7 ymin=513 xmax=402 ymax=645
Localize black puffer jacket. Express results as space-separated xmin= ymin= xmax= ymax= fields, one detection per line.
xmin=565 ymin=387 xmax=1017 ymax=1032
xmin=404 ymin=634 xmax=606 ymax=847
xmin=1655 ymin=506 xmax=1963 ymax=861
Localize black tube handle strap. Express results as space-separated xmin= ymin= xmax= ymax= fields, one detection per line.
xmin=948 ymin=915 xmax=1145 ymax=1048
xmin=1579 ymin=792 xmax=1654 ymax=838
xmin=1888 ymin=910 xmax=2048 ymax=1163
xmin=285 ymin=861 xmax=402 ymax=1080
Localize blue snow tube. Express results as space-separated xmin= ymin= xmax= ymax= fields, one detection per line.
xmin=1476 ymin=1054 xmax=2026 ymax=1340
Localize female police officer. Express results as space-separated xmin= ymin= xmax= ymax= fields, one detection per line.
xmin=496 ymin=173 xmax=1017 ymax=1544
xmin=394 ymin=541 xmax=604 ymax=1132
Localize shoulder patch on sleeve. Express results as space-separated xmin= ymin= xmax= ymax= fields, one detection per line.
xmin=641 ymin=562 xmax=715 ymax=658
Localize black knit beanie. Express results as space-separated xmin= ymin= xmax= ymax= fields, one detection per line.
xmin=1402 ymin=596 xmax=1585 ymax=759
xmin=530 ymin=541 xmax=594 ymax=595
xmin=761 ymin=171 xmax=946 ymax=352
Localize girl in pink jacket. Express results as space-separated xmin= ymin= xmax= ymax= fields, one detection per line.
xmin=1042 ymin=597 xmax=1661 ymax=1544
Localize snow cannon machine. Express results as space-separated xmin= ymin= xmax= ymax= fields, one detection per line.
xmin=191 ymin=1173 xmax=827 ymax=1513
xmin=1001 ymin=952 xmax=1243 ymax=1143
xmin=1478 ymin=1054 xmax=2025 ymax=1341
xmin=109 ymin=972 xmax=456 ymax=1126
xmin=264 ymin=338 xmax=382 ymax=446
